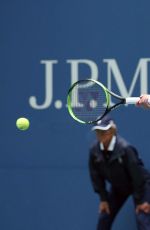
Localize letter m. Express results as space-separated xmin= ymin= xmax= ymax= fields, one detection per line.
xmin=103 ymin=58 xmax=150 ymax=102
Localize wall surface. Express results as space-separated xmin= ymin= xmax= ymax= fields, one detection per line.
xmin=1 ymin=0 xmax=150 ymax=229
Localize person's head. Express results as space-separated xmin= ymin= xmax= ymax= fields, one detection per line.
xmin=92 ymin=115 xmax=117 ymax=147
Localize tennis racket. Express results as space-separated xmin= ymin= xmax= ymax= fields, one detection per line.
xmin=67 ymin=79 xmax=140 ymax=124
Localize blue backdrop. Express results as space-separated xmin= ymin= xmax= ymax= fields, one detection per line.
xmin=1 ymin=0 xmax=150 ymax=229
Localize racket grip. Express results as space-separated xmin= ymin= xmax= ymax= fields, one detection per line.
xmin=125 ymin=97 xmax=140 ymax=104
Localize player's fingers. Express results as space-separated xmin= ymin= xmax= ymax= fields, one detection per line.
xmin=140 ymin=94 xmax=144 ymax=98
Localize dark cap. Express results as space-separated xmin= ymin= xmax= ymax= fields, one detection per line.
xmin=92 ymin=115 xmax=115 ymax=131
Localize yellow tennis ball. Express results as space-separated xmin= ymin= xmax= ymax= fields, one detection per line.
xmin=16 ymin=117 xmax=30 ymax=131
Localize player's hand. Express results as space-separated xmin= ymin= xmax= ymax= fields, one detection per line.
xmin=136 ymin=202 xmax=150 ymax=214
xmin=99 ymin=201 xmax=110 ymax=214
xmin=136 ymin=94 xmax=150 ymax=108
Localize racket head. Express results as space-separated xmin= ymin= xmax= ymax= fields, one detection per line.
xmin=67 ymin=79 xmax=110 ymax=124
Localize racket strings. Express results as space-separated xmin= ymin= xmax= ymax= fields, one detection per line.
xmin=69 ymin=80 xmax=107 ymax=123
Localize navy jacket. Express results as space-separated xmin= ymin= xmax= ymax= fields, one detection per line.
xmin=89 ymin=135 xmax=150 ymax=204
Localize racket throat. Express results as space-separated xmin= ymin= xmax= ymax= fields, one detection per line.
xmin=109 ymin=99 xmax=125 ymax=111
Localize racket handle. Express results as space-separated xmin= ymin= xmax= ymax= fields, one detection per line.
xmin=125 ymin=97 xmax=140 ymax=104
